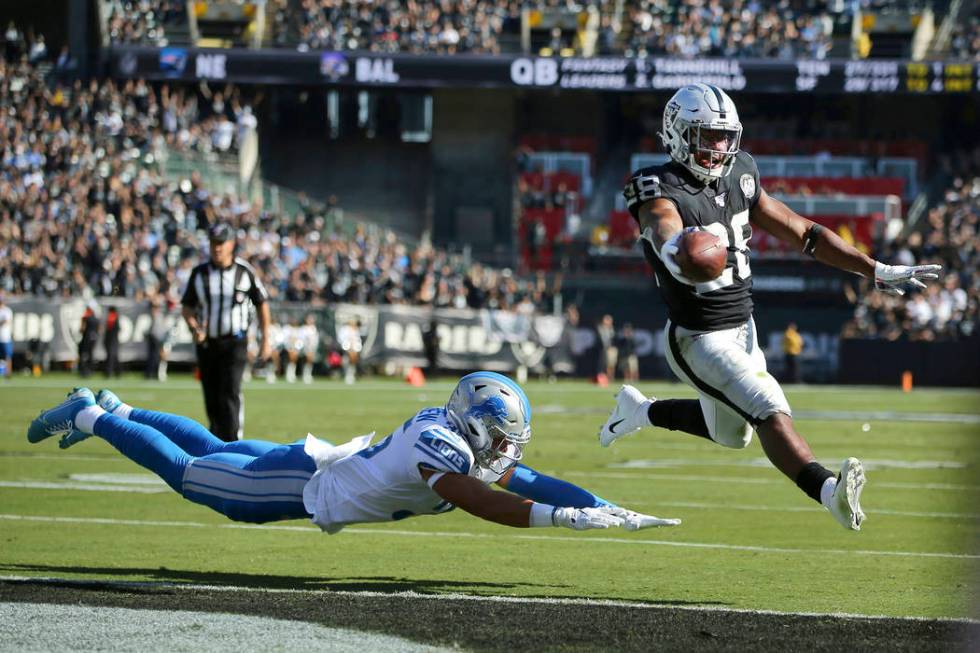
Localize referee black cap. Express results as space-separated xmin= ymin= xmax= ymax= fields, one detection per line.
xmin=208 ymin=222 xmax=235 ymax=243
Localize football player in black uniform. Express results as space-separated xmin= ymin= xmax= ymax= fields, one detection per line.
xmin=598 ymin=83 xmax=941 ymax=530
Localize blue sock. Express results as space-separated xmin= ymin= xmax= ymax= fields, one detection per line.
xmin=505 ymin=464 xmax=614 ymax=508
xmin=130 ymin=408 xmax=282 ymax=457
xmin=93 ymin=413 xmax=191 ymax=493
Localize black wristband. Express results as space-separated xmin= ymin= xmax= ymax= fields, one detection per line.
xmin=802 ymin=223 xmax=824 ymax=257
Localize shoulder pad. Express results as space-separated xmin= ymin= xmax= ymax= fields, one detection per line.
xmin=413 ymin=426 xmax=474 ymax=475
xmin=624 ymin=167 xmax=664 ymax=213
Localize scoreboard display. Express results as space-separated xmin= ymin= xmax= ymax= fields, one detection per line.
xmin=110 ymin=46 xmax=980 ymax=94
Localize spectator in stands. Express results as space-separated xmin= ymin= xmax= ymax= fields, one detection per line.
xmin=2 ymin=47 xmax=567 ymax=337
xmin=623 ymin=0 xmax=833 ymax=60
xmin=843 ymin=154 xmax=979 ymax=343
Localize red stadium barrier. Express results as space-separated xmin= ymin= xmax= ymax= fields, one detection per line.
xmin=762 ymin=176 xmax=905 ymax=196
xmin=521 ymin=172 xmax=582 ymax=193
xmin=638 ymin=138 xmax=927 ymax=165
xmin=603 ymin=209 xmax=881 ymax=259
xmin=520 ymin=134 xmax=598 ymax=158
xmin=752 ymin=214 xmax=883 ymax=256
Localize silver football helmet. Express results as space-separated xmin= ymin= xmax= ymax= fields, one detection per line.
xmin=446 ymin=371 xmax=532 ymax=475
xmin=659 ymin=83 xmax=742 ymax=185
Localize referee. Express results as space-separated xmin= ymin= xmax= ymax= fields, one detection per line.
xmin=182 ymin=223 xmax=272 ymax=441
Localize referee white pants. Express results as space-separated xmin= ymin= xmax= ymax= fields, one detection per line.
xmin=663 ymin=318 xmax=792 ymax=449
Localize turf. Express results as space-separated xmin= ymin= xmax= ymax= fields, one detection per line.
xmin=1 ymin=375 xmax=978 ymax=636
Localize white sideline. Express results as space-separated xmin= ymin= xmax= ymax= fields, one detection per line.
xmin=2 ymin=513 xmax=978 ymax=560
xmin=1 ymin=575 xmax=977 ymax=625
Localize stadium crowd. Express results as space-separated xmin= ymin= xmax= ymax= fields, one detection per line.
xmin=94 ymin=0 xmax=847 ymax=58
xmin=842 ymin=151 xmax=980 ymax=342
xmin=104 ymin=0 xmax=187 ymax=46
xmin=621 ymin=0 xmax=833 ymax=59
xmin=294 ymin=0 xmax=520 ymax=54
xmin=76 ymin=0 xmax=980 ymax=61
xmin=0 ymin=50 xmax=558 ymax=314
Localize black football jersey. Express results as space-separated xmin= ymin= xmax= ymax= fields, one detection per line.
xmin=623 ymin=151 xmax=761 ymax=331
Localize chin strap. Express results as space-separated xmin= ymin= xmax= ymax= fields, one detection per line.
xmin=802 ymin=223 xmax=824 ymax=257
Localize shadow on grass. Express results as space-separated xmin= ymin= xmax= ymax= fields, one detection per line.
xmin=0 ymin=563 xmax=725 ymax=606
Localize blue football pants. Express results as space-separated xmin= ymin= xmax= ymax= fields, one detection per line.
xmin=93 ymin=408 xmax=316 ymax=523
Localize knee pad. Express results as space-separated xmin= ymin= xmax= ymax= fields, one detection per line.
xmin=708 ymin=416 xmax=753 ymax=449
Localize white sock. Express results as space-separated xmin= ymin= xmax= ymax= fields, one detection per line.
xmin=113 ymin=403 xmax=133 ymax=420
xmin=819 ymin=476 xmax=838 ymax=508
xmin=75 ymin=406 xmax=107 ymax=434
xmin=638 ymin=399 xmax=654 ymax=427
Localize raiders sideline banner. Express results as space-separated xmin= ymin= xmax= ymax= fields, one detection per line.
xmin=108 ymin=46 xmax=979 ymax=94
xmin=6 ymin=297 xmax=195 ymax=364
xmin=332 ymin=303 xmax=568 ymax=371
xmin=4 ymin=297 xmax=570 ymax=372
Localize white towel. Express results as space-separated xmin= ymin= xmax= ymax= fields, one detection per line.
xmin=303 ymin=432 xmax=375 ymax=470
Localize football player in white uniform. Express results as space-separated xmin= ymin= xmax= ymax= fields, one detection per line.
xmin=296 ymin=314 xmax=319 ymax=384
xmin=27 ymin=372 xmax=678 ymax=533
xmin=602 ymin=84 xmax=942 ymax=531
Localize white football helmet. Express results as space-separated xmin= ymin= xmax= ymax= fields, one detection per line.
xmin=446 ymin=371 xmax=532 ymax=475
xmin=659 ymin=83 xmax=742 ymax=185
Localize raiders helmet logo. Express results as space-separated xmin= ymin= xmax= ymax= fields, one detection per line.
xmin=739 ymin=174 xmax=756 ymax=199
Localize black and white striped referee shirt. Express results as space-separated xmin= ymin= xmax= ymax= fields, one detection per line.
xmin=181 ymin=258 xmax=269 ymax=339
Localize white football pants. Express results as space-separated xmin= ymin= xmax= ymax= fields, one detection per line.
xmin=663 ymin=318 xmax=792 ymax=449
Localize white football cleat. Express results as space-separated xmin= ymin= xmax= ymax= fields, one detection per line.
xmin=598 ymin=385 xmax=652 ymax=447
xmin=827 ymin=457 xmax=867 ymax=531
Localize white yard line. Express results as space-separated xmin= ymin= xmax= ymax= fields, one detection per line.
xmin=1 ymin=575 xmax=976 ymax=625
xmin=654 ymin=500 xmax=980 ymax=520
xmin=0 ymin=480 xmax=168 ymax=494
xmin=567 ymin=470 xmax=980 ymax=491
xmin=1 ymin=513 xmax=977 ymax=560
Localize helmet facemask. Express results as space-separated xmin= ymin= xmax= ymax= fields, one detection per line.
xmin=684 ymin=123 xmax=742 ymax=182
xmin=470 ymin=418 xmax=530 ymax=475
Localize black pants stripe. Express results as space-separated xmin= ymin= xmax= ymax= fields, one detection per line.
xmin=196 ymin=338 xmax=248 ymax=441
xmin=667 ymin=323 xmax=760 ymax=426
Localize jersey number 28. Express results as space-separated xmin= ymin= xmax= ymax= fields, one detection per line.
xmin=695 ymin=209 xmax=751 ymax=294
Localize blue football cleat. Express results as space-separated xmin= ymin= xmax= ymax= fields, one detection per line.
xmin=95 ymin=389 xmax=122 ymax=413
xmin=27 ymin=388 xmax=96 ymax=444
xmin=59 ymin=428 xmax=92 ymax=449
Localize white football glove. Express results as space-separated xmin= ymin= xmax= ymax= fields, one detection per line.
xmin=874 ymin=262 xmax=942 ymax=296
xmin=641 ymin=227 xmax=696 ymax=286
xmin=552 ymin=506 xmax=625 ymax=530
xmin=606 ymin=506 xmax=681 ymax=530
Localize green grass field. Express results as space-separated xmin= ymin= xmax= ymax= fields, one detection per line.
xmin=1 ymin=374 xmax=978 ymax=624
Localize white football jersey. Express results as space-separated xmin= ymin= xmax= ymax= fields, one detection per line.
xmin=302 ymin=407 xmax=496 ymax=533
xmin=299 ymin=324 xmax=318 ymax=353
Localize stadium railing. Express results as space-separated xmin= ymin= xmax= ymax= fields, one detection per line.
xmin=524 ymin=151 xmax=593 ymax=197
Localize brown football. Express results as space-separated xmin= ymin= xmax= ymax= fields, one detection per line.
xmin=675 ymin=230 xmax=727 ymax=282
